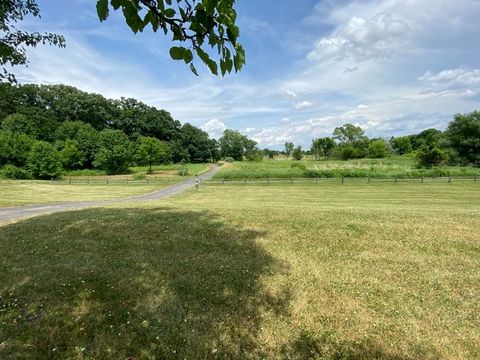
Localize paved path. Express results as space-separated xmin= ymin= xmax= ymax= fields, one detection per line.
xmin=0 ymin=165 xmax=218 ymax=226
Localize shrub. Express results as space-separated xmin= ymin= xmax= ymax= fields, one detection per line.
xmin=177 ymin=167 xmax=189 ymax=176
xmin=368 ymin=140 xmax=388 ymax=158
xmin=224 ymin=157 xmax=234 ymax=162
xmin=0 ymin=164 xmax=32 ymax=179
xmin=417 ymin=146 xmax=449 ymax=167
xmin=28 ymin=141 xmax=62 ymax=179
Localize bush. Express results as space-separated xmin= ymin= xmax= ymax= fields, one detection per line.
xmin=368 ymin=140 xmax=388 ymax=158
xmin=177 ymin=167 xmax=189 ymax=176
xmin=224 ymin=157 xmax=234 ymax=162
xmin=0 ymin=164 xmax=32 ymax=179
xmin=28 ymin=141 xmax=62 ymax=179
xmin=417 ymin=146 xmax=449 ymax=167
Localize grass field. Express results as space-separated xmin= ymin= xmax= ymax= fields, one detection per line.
xmin=64 ymin=163 xmax=209 ymax=179
xmin=0 ymin=180 xmax=174 ymax=207
xmin=1 ymin=182 xmax=479 ymax=359
xmin=214 ymin=156 xmax=480 ymax=179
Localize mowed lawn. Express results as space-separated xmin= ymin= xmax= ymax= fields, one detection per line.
xmin=0 ymin=180 xmax=175 ymax=207
xmin=0 ymin=182 xmax=479 ymax=359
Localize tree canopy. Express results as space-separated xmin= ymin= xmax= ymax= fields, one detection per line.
xmin=96 ymin=0 xmax=245 ymax=76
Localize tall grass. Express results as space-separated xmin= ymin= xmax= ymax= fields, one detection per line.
xmin=214 ymin=156 xmax=480 ymax=179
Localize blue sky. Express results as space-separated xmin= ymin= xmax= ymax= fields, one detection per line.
xmin=14 ymin=0 xmax=480 ymax=149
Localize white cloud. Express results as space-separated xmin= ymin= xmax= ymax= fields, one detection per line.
xmin=307 ymin=13 xmax=411 ymax=62
xmin=419 ymin=68 xmax=480 ymax=87
xmin=285 ymin=89 xmax=297 ymax=98
xmin=201 ymin=119 xmax=226 ymax=139
xmin=295 ymin=101 xmax=313 ymax=110
xmin=280 ymin=117 xmax=290 ymax=123
xmin=357 ymin=104 xmax=369 ymax=109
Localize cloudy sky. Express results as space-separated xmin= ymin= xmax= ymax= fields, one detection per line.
xmin=13 ymin=0 xmax=480 ymax=149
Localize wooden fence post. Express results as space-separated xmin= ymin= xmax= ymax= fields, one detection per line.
xmin=290 ymin=177 xmax=293 ymax=184
xmin=475 ymin=176 xmax=477 ymax=183
xmin=267 ymin=176 xmax=270 ymax=184
xmin=448 ymin=176 xmax=452 ymax=183
xmin=394 ymin=177 xmax=397 ymax=184
xmin=222 ymin=178 xmax=225 ymax=184
xmin=421 ymin=176 xmax=424 ymax=183
xmin=244 ymin=177 xmax=247 ymax=185
xmin=342 ymin=177 xmax=344 ymax=184
xmin=367 ymin=176 xmax=370 ymax=183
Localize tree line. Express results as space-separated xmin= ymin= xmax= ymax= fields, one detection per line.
xmin=0 ymin=83 xmax=222 ymax=178
xmin=281 ymin=112 xmax=479 ymax=167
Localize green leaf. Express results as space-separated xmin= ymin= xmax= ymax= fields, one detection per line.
xmin=183 ymin=49 xmax=193 ymax=64
xmin=190 ymin=63 xmax=199 ymax=76
xmin=164 ymin=8 xmax=176 ymax=18
xmin=123 ymin=2 xmax=142 ymax=33
xmin=170 ymin=46 xmax=186 ymax=60
xmin=96 ymin=0 xmax=109 ymax=21
xmin=111 ymin=0 xmax=122 ymax=10
xmin=207 ymin=59 xmax=218 ymax=75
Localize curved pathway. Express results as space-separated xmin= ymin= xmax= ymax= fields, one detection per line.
xmin=0 ymin=165 xmax=218 ymax=226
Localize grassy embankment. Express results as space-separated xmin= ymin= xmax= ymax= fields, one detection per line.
xmin=213 ymin=155 xmax=480 ymax=180
xmin=0 ymin=164 xmax=210 ymax=208
xmin=0 ymin=181 xmax=479 ymax=359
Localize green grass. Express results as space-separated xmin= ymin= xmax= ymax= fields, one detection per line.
xmin=214 ymin=156 xmax=480 ymax=179
xmin=0 ymin=180 xmax=174 ymax=207
xmin=63 ymin=163 xmax=209 ymax=178
xmin=1 ymin=182 xmax=479 ymax=359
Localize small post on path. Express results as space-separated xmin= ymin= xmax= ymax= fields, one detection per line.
xmin=195 ymin=174 xmax=199 ymax=190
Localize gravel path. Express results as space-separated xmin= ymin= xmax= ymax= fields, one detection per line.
xmin=0 ymin=165 xmax=218 ymax=226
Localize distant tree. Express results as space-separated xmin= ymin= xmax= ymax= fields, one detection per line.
xmin=136 ymin=136 xmax=169 ymax=173
xmin=292 ymin=146 xmax=303 ymax=161
xmin=0 ymin=131 xmax=34 ymax=167
xmin=311 ymin=137 xmax=335 ymax=159
xmin=28 ymin=141 xmax=62 ymax=179
xmin=0 ymin=0 xmax=65 ymax=83
xmin=390 ymin=136 xmax=412 ymax=155
xmin=1 ymin=113 xmax=37 ymax=137
xmin=333 ymin=123 xmax=365 ymax=144
xmin=96 ymin=0 xmax=245 ymax=76
xmin=209 ymin=139 xmax=220 ymax=162
xmin=284 ymin=142 xmax=294 ymax=158
xmin=368 ymin=139 xmax=388 ymax=158
xmin=55 ymin=121 xmax=100 ymax=168
xmin=59 ymin=139 xmax=84 ymax=170
xmin=410 ymin=128 xmax=443 ymax=150
xmin=219 ymin=129 xmax=245 ymax=160
xmin=243 ymin=138 xmax=259 ymax=161
xmin=94 ymin=129 xmax=133 ymax=175
xmin=179 ymin=123 xmax=212 ymax=162
xmin=445 ymin=111 xmax=480 ymax=166
xmin=417 ymin=146 xmax=449 ymax=168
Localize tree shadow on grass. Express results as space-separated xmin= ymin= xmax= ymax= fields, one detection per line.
xmin=0 ymin=207 xmax=290 ymax=359
xmin=281 ymin=329 xmax=441 ymax=360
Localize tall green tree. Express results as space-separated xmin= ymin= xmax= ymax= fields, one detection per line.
xmin=311 ymin=137 xmax=335 ymax=159
xmin=136 ymin=136 xmax=169 ymax=173
xmin=368 ymin=139 xmax=388 ymax=158
xmin=446 ymin=111 xmax=480 ymax=165
xmin=0 ymin=130 xmax=34 ymax=167
xmin=96 ymin=0 xmax=245 ymax=76
xmin=284 ymin=142 xmax=294 ymax=158
xmin=94 ymin=129 xmax=133 ymax=175
xmin=219 ymin=129 xmax=246 ymax=160
xmin=292 ymin=146 xmax=303 ymax=161
xmin=333 ymin=123 xmax=365 ymax=144
xmin=27 ymin=140 xmax=62 ymax=179
xmin=0 ymin=0 xmax=65 ymax=83
xmin=390 ymin=136 xmax=412 ymax=155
